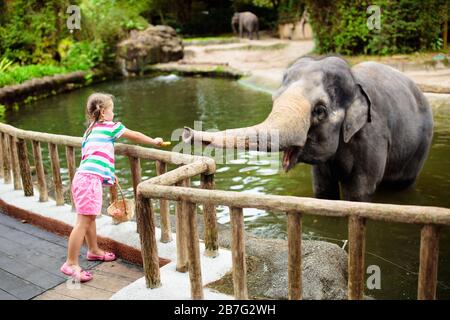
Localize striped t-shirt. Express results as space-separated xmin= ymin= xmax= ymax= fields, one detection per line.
xmin=77 ymin=121 xmax=126 ymax=186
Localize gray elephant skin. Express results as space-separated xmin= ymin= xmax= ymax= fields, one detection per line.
xmin=183 ymin=56 xmax=433 ymax=202
xmin=232 ymin=12 xmax=259 ymax=40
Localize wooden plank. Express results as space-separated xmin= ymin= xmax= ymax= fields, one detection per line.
xmin=0 ymin=289 xmax=19 ymax=300
xmin=287 ymin=211 xmax=302 ymax=300
xmin=230 ymin=206 xmax=248 ymax=299
xmin=348 ymin=216 xmax=366 ymax=300
xmin=201 ymin=173 xmax=218 ymax=257
xmin=16 ymin=139 xmax=33 ymax=196
xmin=51 ymin=280 xmax=113 ymax=300
xmin=9 ymin=135 xmax=22 ymax=190
xmin=94 ymin=260 xmax=143 ymax=280
xmin=0 ymin=269 xmax=44 ymax=300
xmin=135 ymin=194 xmax=161 ymax=288
xmin=156 ymin=160 xmax=172 ymax=243
xmin=0 ymin=224 xmax=69 ymax=259
xmin=32 ymin=290 xmax=78 ymax=300
xmin=185 ymin=201 xmax=204 ymax=299
xmin=0 ymin=251 xmax=64 ymax=289
xmin=418 ymin=224 xmax=440 ymax=300
xmin=48 ymin=143 xmax=64 ymax=205
xmin=32 ymin=140 xmax=48 ymax=202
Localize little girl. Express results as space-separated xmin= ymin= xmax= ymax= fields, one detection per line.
xmin=61 ymin=92 xmax=164 ymax=282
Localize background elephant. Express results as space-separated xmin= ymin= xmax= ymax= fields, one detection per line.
xmin=231 ymin=12 xmax=259 ymax=40
xmin=183 ymin=56 xmax=433 ymax=202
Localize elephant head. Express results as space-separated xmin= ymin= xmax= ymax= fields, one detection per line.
xmin=231 ymin=13 xmax=240 ymax=34
xmin=182 ymin=56 xmax=372 ymax=172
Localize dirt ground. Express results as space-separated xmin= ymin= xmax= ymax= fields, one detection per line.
xmin=183 ymin=38 xmax=450 ymax=93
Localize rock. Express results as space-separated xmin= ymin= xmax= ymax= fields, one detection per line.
xmin=116 ymin=25 xmax=184 ymax=76
xmin=212 ymin=226 xmax=348 ymax=300
xmin=154 ymin=212 xmax=348 ymax=300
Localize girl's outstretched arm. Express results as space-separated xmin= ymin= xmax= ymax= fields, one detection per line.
xmin=120 ymin=129 xmax=163 ymax=147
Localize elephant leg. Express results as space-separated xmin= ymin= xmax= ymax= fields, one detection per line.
xmin=312 ymin=163 xmax=340 ymax=200
xmin=341 ymin=174 xmax=376 ymax=202
xmin=341 ymin=156 xmax=386 ymax=202
xmin=239 ymin=23 xmax=243 ymax=38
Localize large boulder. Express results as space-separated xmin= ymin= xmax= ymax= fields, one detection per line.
xmin=152 ymin=213 xmax=349 ymax=300
xmin=210 ymin=227 xmax=348 ymax=300
xmin=116 ymin=25 xmax=183 ymax=76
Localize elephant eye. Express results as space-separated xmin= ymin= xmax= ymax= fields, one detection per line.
xmin=313 ymin=104 xmax=327 ymax=120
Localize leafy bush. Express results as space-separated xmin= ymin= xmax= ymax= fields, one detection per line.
xmin=306 ymin=0 xmax=449 ymax=55
xmin=0 ymin=64 xmax=69 ymax=87
xmin=62 ymin=41 xmax=106 ymax=71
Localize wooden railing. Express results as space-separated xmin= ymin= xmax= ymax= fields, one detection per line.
xmin=135 ymin=159 xmax=450 ymax=300
xmin=0 ymin=123 xmax=218 ymax=255
xmin=2 ymin=123 xmax=450 ymax=300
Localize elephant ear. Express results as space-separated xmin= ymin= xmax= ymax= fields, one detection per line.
xmin=342 ymin=83 xmax=372 ymax=143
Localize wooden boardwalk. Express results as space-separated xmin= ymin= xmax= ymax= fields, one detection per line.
xmin=0 ymin=212 xmax=143 ymax=300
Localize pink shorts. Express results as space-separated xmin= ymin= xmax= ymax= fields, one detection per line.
xmin=71 ymin=172 xmax=103 ymax=215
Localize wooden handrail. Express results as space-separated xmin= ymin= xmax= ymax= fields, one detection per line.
xmin=0 ymin=122 xmax=216 ymax=171
xmin=138 ymin=184 xmax=450 ymax=226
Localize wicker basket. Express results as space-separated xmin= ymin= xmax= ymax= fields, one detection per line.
xmin=107 ymin=181 xmax=135 ymax=224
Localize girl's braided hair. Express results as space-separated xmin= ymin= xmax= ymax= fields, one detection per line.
xmin=84 ymin=92 xmax=114 ymax=139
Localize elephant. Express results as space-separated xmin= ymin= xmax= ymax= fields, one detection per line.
xmin=182 ymin=56 xmax=434 ymax=202
xmin=231 ymin=12 xmax=259 ymax=40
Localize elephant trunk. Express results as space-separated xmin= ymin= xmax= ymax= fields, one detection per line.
xmin=182 ymin=84 xmax=311 ymax=152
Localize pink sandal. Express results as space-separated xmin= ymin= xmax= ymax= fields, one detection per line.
xmin=60 ymin=263 xmax=93 ymax=282
xmin=87 ymin=251 xmax=116 ymax=262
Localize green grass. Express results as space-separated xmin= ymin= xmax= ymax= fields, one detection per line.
xmin=182 ymin=36 xmax=237 ymax=45
xmin=0 ymin=64 xmax=70 ymax=87
xmin=204 ymin=43 xmax=288 ymax=53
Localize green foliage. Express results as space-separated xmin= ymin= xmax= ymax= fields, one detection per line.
xmin=62 ymin=41 xmax=105 ymax=71
xmin=0 ymin=64 xmax=68 ymax=87
xmin=0 ymin=0 xmax=72 ymax=64
xmin=306 ymin=0 xmax=449 ymax=55
xmin=0 ymin=57 xmax=14 ymax=73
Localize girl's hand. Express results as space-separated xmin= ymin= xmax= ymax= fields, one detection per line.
xmin=114 ymin=176 xmax=118 ymax=186
xmin=153 ymin=137 xmax=164 ymax=147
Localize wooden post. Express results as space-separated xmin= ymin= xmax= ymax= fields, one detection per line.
xmin=418 ymin=224 xmax=440 ymax=300
xmin=287 ymin=211 xmax=302 ymax=300
xmin=136 ymin=193 xmax=161 ymax=288
xmin=9 ymin=135 xmax=22 ymax=190
xmin=0 ymin=132 xmax=3 ymax=178
xmin=201 ymin=173 xmax=218 ymax=257
xmin=175 ymin=178 xmax=190 ymax=272
xmin=31 ymin=140 xmax=48 ymax=202
xmin=348 ymin=215 xmax=366 ymax=300
xmin=185 ymin=201 xmax=204 ymax=299
xmin=230 ymin=206 xmax=248 ymax=299
xmin=16 ymin=139 xmax=33 ymax=196
xmin=128 ymin=156 xmax=141 ymax=198
xmin=156 ymin=160 xmax=172 ymax=243
xmin=66 ymin=146 xmax=76 ymax=209
xmin=48 ymin=143 xmax=64 ymax=205
xmin=2 ymin=133 xmax=12 ymax=184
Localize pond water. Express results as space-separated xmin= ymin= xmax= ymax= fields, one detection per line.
xmin=4 ymin=75 xmax=450 ymax=299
